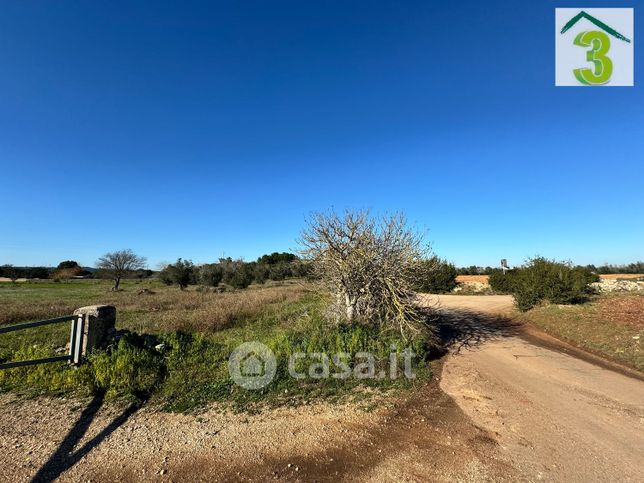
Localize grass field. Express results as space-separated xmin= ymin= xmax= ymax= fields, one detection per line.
xmin=523 ymin=294 xmax=643 ymax=372
xmin=0 ymin=280 xmax=432 ymax=411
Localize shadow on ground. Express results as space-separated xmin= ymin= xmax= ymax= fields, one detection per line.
xmin=434 ymin=308 xmax=523 ymax=354
xmin=31 ymin=391 xmax=141 ymax=483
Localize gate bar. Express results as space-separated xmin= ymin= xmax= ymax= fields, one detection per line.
xmin=0 ymin=315 xmax=77 ymax=334
xmin=0 ymin=355 xmax=72 ymax=370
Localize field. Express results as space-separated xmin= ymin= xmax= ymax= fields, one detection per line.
xmin=0 ymin=280 xmax=432 ymax=411
xmin=522 ymin=293 xmax=644 ymax=372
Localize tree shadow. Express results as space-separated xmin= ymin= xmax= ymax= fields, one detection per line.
xmin=434 ymin=308 xmax=523 ymax=354
xmin=31 ymin=391 xmax=141 ymax=483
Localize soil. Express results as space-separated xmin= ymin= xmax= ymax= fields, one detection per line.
xmin=0 ymin=368 xmax=520 ymax=483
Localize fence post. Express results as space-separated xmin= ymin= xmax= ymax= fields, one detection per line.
xmin=72 ymin=305 xmax=116 ymax=356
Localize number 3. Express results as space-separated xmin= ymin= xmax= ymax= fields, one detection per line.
xmin=573 ymin=31 xmax=613 ymax=85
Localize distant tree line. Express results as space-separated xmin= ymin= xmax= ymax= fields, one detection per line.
xmin=456 ymin=261 xmax=644 ymax=276
xmin=159 ymin=252 xmax=310 ymax=290
xmin=579 ymin=262 xmax=644 ymax=274
xmin=0 ymin=258 xmax=150 ymax=283
xmin=0 ymin=261 xmax=94 ymax=280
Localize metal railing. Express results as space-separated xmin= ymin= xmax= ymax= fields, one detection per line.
xmin=0 ymin=314 xmax=85 ymax=369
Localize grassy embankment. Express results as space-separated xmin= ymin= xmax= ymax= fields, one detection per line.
xmin=523 ymin=293 xmax=643 ymax=372
xmin=0 ymin=280 xmax=433 ymax=411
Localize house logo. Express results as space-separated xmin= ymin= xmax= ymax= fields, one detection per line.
xmin=556 ymin=8 xmax=634 ymax=86
xmin=228 ymin=341 xmax=277 ymax=390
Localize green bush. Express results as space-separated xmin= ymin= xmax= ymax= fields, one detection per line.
xmin=488 ymin=269 xmax=515 ymax=294
xmin=413 ymin=257 xmax=458 ymax=293
xmin=159 ymin=258 xmax=196 ymax=290
xmin=509 ymin=257 xmax=598 ymax=311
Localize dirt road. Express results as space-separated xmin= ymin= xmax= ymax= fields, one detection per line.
xmin=433 ymin=294 xmax=644 ymax=482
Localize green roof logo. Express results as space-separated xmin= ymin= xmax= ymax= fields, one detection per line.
xmin=560 ymin=10 xmax=631 ymax=43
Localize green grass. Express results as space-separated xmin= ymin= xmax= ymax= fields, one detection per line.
xmin=0 ymin=281 xmax=433 ymax=411
xmin=523 ymin=293 xmax=643 ymax=372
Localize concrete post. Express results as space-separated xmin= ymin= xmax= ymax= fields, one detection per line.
xmin=73 ymin=305 xmax=116 ymax=354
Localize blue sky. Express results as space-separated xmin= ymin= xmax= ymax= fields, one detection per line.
xmin=1 ymin=1 xmax=642 ymax=268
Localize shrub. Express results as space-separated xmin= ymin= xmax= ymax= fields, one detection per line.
xmin=413 ymin=257 xmax=458 ymax=294
xmin=300 ymin=209 xmax=429 ymax=335
xmin=53 ymin=266 xmax=85 ymax=279
xmin=198 ymin=263 xmax=224 ymax=287
xmin=159 ymin=258 xmax=196 ymax=290
xmin=510 ymin=257 xmax=598 ymax=311
xmin=488 ymin=269 xmax=515 ymax=294
xmin=219 ymin=258 xmax=254 ymax=289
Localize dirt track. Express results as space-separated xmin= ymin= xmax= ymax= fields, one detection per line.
xmin=433 ymin=295 xmax=644 ymax=482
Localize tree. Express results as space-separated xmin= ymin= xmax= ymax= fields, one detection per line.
xmin=198 ymin=263 xmax=224 ymax=287
xmin=219 ymin=258 xmax=253 ymax=289
xmin=299 ymin=209 xmax=429 ymax=335
xmin=159 ymin=258 xmax=195 ymax=290
xmin=257 ymin=252 xmax=298 ymax=265
xmin=2 ymin=264 xmax=19 ymax=283
xmin=96 ymin=249 xmax=146 ymax=291
xmin=57 ymin=260 xmax=80 ymax=270
xmin=413 ymin=257 xmax=458 ymax=293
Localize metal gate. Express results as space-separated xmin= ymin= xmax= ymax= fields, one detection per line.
xmin=0 ymin=314 xmax=86 ymax=369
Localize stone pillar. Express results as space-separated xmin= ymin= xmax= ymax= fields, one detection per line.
xmin=73 ymin=305 xmax=116 ymax=354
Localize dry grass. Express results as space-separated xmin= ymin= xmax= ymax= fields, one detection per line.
xmin=139 ymin=285 xmax=307 ymax=332
xmin=523 ymin=293 xmax=644 ymax=372
xmin=0 ymin=280 xmax=309 ymax=333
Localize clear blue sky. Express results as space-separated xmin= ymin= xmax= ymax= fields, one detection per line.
xmin=1 ymin=1 xmax=642 ymax=268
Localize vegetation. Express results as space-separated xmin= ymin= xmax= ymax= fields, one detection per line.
xmin=413 ymin=257 xmax=458 ymax=294
xmin=300 ymin=209 xmax=430 ymax=336
xmin=158 ymin=253 xmax=309 ymax=291
xmin=0 ymin=265 xmax=19 ymax=283
xmin=581 ymin=261 xmax=644 ymax=275
xmin=0 ymin=281 xmax=433 ymax=410
xmin=523 ymin=293 xmax=643 ymax=372
xmin=159 ymin=258 xmax=196 ymax=290
xmin=96 ymin=249 xmax=147 ymax=291
xmin=488 ymin=269 xmax=515 ymax=294
xmin=458 ymin=261 xmax=644 ymax=277
xmin=492 ymin=257 xmax=599 ymax=311
xmin=456 ymin=265 xmax=496 ymax=275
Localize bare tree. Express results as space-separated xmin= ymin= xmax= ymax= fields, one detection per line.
xmin=96 ymin=249 xmax=147 ymax=291
xmin=299 ymin=209 xmax=430 ymax=336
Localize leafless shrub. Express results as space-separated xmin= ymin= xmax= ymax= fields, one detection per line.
xmin=299 ymin=209 xmax=430 ymax=336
